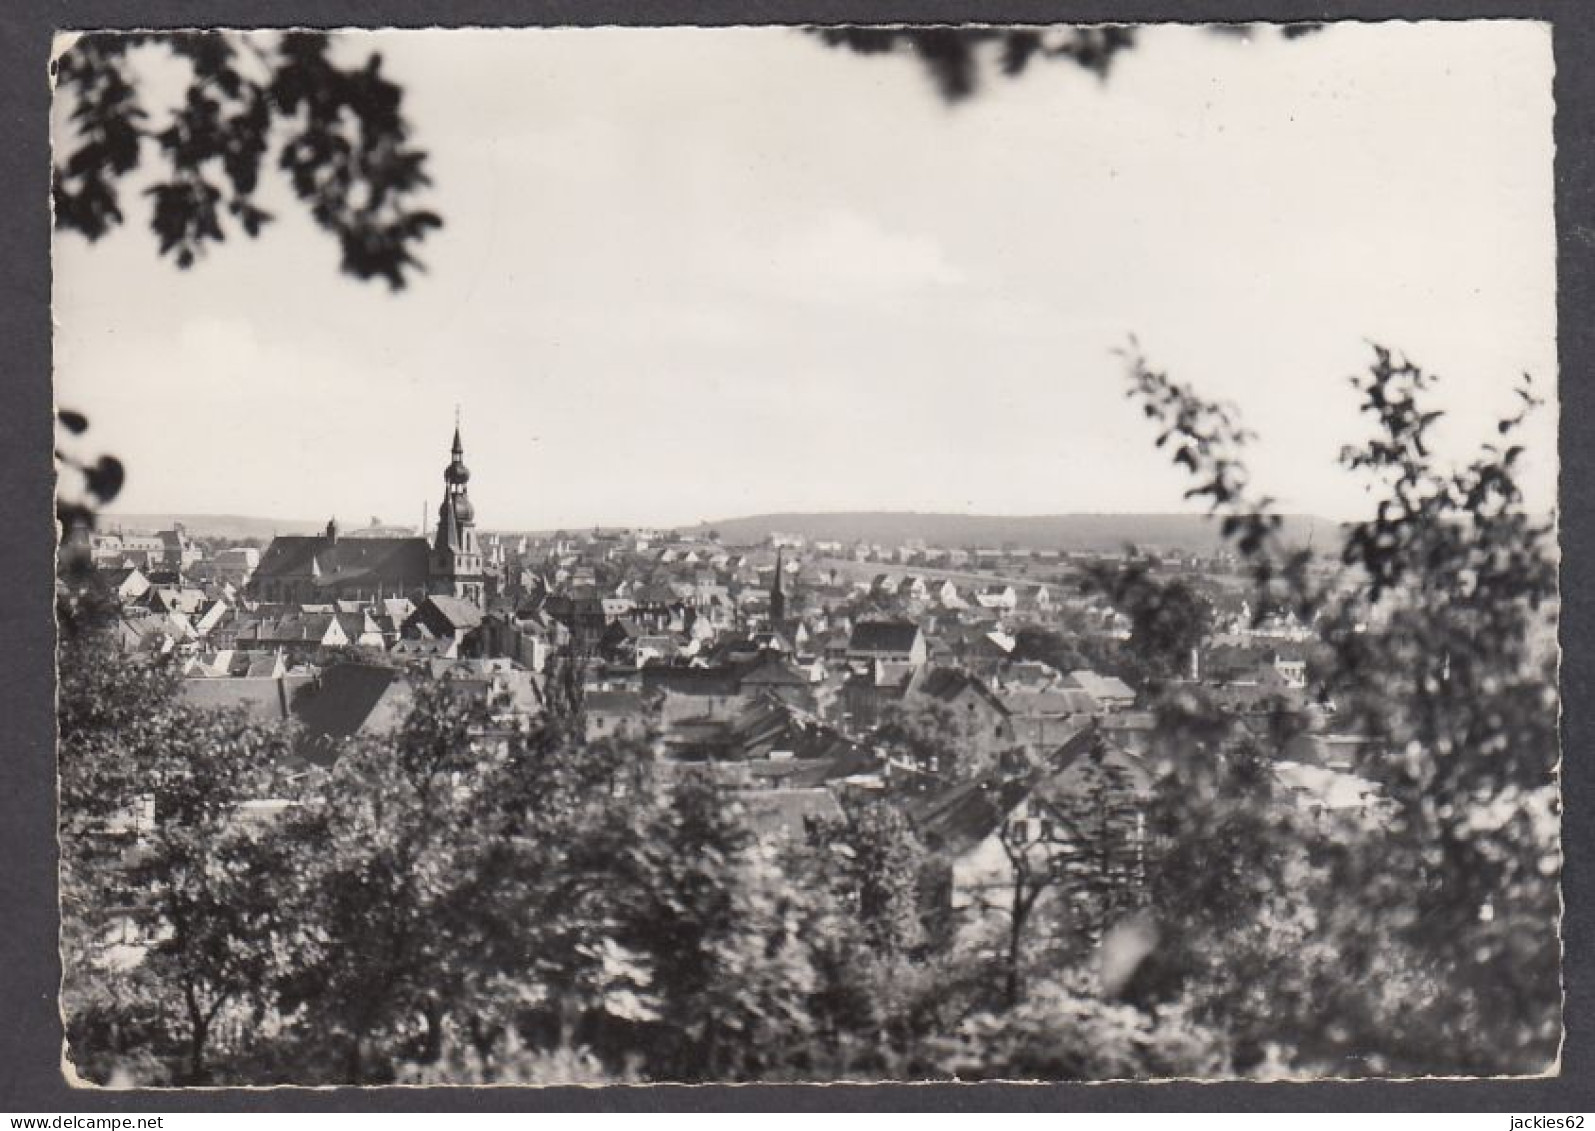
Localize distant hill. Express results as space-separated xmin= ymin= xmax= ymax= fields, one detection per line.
xmin=97 ymin=514 xmax=326 ymax=540
xmin=98 ymin=510 xmax=1344 ymax=554
xmin=691 ymin=512 xmax=1343 ymax=554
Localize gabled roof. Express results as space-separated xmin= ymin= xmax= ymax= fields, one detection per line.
xmin=1064 ymin=670 xmax=1137 ymax=701
xmin=737 ymin=654 xmax=808 ymax=688
xmin=913 ymin=667 xmax=1009 ymax=716
xmin=236 ymin=612 xmax=341 ymax=644
xmin=1045 ymin=726 xmax=1153 ymax=790
xmin=1000 ymin=688 xmax=1100 ymax=716
xmin=641 ymin=664 xmax=745 ymax=697
xmin=413 ymin=595 xmax=485 ymax=633
xmin=181 ymin=673 xmax=314 ymax=724
xmin=291 ymin=664 xmax=414 ymax=754
xmin=848 ymin=620 xmax=922 ymax=653
xmin=333 ymin=611 xmax=380 ymax=638
xmin=908 ymin=774 xmax=1034 ymax=855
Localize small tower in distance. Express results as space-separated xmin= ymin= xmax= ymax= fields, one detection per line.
xmin=428 ymin=421 xmax=485 ymax=609
xmin=769 ymin=546 xmax=786 ymax=625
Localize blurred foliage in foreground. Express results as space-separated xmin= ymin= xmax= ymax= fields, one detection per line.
xmin=53 ymin=31 xmax=441 ymax=289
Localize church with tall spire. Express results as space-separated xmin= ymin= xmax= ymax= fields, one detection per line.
xmin=248 ymin=423 xmax=488 ymax=609
xmin=428 ymin=423 xmax=485 ymax=608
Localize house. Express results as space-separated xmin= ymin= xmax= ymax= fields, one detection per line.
xmin=915 ymin=728 xmax=1152 ymax=923
xmin=185 ymin=648 xmax=287 ymax=680
xmin=635 ymin=633 xmax=684 ymax=666
xmin=189 ymin=598 xmax=230 ymax=639
xmin=909 ymin=667 xmax=1017 ymax=757
xmin=232 ymin=612 xmax=349 ymax=651
xmin=371 ymin=596 xmax=417 ymax=646
xmin=544 ymin=592 xmax=612 ymax=650
xmin=405 ymin=594 xmax=486 ymax=644
xmin=597 ymin=617 xmax=645 ymax=663
xmin=476 ymin=608 xmax=559 ymax=671
xmin=846 ymin=620 xmax=928 ymax=668
xmin=141 ymin=586 xmax=208 ymax=617
xmin=723 ymin=697 xmax=874 ymax=767
xmin=424 ymin=657 xmax=545 ymax=723
xmin=391 ymin=636 xmax=460 ymax=660
xmin=1062 ymin=670 xmax=1137 ymax=711
xmin=735 ymin=653 xmax=815 ymax=710
xmin=642 ymin=665 xmax=750 ymax=724
xmin=332 ymin=610 xmax=387 ymax=649
xmin=100 ymin=565 xmax=151 ymax=603
xmin=998 ymin=660 xmax=1065 ymax=692
xmin=840 ymin=660 xmax=919 ymax=730
xmin=1273 ymin=760 xmax=1387 ymax=827
xmin=181 ymin=672 xmax=313 ymax=726
xmin=108 ymin=612 xmax=192 ymax=656
xmin=975 ymin=584 xmax=1018 ymax=612
xmin=583 ymin=689 xmax=654 ymax=743
xmin=1000 ymin=688 xmax=1100 ymax=752
xmin=89 ymin=531 xmax=164 ymax=569
xmin=158 ymin=524 xmax=204 ymax=574
xmin=290 ymin=663 xmax=417 ymax=763
xmin=211 ymin=546 xmax=260 ymax=587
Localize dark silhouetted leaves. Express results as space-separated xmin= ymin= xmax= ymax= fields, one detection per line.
xmin=811 ymin=23 xmax=1315 ymax=104
xmin=83 ymin=454 xmax=124 ymax=504
xmin=54 ymin=31 xmax=441 ymax=289
xmin=810 ymin=25 xmax=1137 ymax=103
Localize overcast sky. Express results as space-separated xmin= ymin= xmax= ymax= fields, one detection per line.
xmin=54 ymin=22 xmax=1557 ymax=532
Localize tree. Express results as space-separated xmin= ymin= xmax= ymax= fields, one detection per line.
xmin=53 ymin=30 xmax=444 ymax=555
xmin=267 ymin=676 xmax=513 ymax=1083
xmin=53 ymin=31 xmax=441 ymax=289
xmin=1122 ymin=693 xmax=1316 ymax=1068
xmin=804 ymin=796 xmax=933 ymax=959
xmin=813 ymin=23 xmax=1319 ymax=104
xmin=58 ymin=618 xmax=297 ymax=1084
xmin=1010 ymin=626 xmax=1089 ymax=675
xmin=874 ymin=698 xmax=994 ymax=790
xmin=933 ymin=973 xmax=1228 ymax=1081
xmin=1120 ymin=342 xmax=1560 ymax=1075
xmin=594 ymin=772 xmax=818 ymax=1082
xmin=995 ymin=734 xmax=1147 ymax=1008
xmin=1087 ymin=563 xmax=1214 ymax=684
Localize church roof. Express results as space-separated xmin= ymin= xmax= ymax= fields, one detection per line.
xmin=254 ymin=536 xmax=430 ymax=590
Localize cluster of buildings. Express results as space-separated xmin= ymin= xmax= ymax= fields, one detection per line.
xmin=68 ymin=424 xmax=1387 ymax=916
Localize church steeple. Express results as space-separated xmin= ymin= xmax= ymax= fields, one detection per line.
xmin=429 ymin=419 xmax=484 ymax=608
xmin=769 ymin=547 xmax=786 ymax=624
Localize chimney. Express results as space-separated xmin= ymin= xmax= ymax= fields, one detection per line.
xmin=1189 ymin=646 xmax=1200 ymax=682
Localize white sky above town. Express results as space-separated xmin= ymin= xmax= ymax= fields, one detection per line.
xmin=53 ymin=22 xmax=1557 ymax=532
